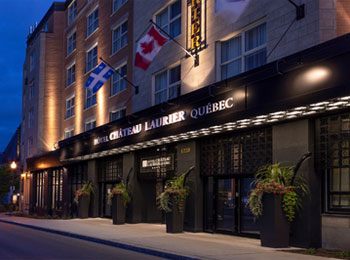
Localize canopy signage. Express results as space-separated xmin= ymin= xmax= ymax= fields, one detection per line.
xmin=93 ymin=96 xmax=234 ymax=146
xmin=140 ymin=155 xmax=174 ymax=174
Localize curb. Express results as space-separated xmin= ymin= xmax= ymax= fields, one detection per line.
xmin=0 ymin=219 xmax=200 ymax=260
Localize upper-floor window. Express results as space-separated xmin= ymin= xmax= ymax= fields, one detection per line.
xmin=220 ymin=22 xmax=266 ymax=80
xmin=112 ymin=20 xmax=128 ymax=54
xmin=111 ymin=64 xmax=127 ymax=96
xmin=87 ymin=8 xmax=98 ymax=36
xmin=28 ymin=109 xmax=34 ymax=128
xmin=86 ymin=88 xmax=97 ymax=109
xmin=110 ymin=108 xmax=126 ymax=122
xmin=86 ymin=45 xmax=98 ymax=72
xmin=67 ymin=32 xmax=76 ymax=55
xmin=65 ymin=95 xmax=75 ymax=119
xmin=28 ymin=138 xmax=33 ymax=157
xmin=68 ymin=1 xmax=77 ymax=25
xmin=156 ymin=0 xmax=181 ymax=38
xmin=66 ymin=63 xmax=76 ymax=87
xmin=30 ymin=51 xmax=36 ymax=71
xmin=113 ymin=0 xmax=127 ymax=12
xmin=64 ymin=127 xmax=74 ymax=139
xmin=29 ymin=82 xmax=34 ymax=99
xmin=85 ymin=119 xmax=96 ymax=131
xmin=154 ymin=65 xmax=180 ymax=105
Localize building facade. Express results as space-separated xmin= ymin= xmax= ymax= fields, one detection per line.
xmin=21 ymin=0 xmax=350 ymax=251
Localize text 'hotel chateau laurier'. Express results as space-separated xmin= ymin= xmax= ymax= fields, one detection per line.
xmin=20 ymin=0 xmax=350 ymax=251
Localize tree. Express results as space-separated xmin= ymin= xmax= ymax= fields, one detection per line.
xmin=0 ymin=166 xmax=18 ymax=203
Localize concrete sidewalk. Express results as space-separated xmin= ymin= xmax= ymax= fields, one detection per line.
xmin=0 ymin=214 xmax=335 ymax=260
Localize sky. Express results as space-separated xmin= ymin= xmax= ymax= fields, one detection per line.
xmin=0 ymin=0 xmax=56 ymax=152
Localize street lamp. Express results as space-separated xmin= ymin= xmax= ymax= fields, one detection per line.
xmin=9 ymin=161 xmax=17 ymax=216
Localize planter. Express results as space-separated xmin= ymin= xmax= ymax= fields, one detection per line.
xmin=165 ymin=195 xmax=185 ymax=233
xmin=78 ymin=195 xmax=90 ymax=219
xmin=112 ymin=195 xmax=126 ymax=225
xmin=260 ymin=194 xmax=290 ymax=248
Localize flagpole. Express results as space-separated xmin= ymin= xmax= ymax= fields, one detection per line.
xmin=149 ymin=20 xmax=199 ymax=66
xmin=99 ymin=57 xmax=139 ymax=94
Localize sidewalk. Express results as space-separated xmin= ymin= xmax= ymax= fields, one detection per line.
xmin=0 ymin=214 xmax=335 ymax=260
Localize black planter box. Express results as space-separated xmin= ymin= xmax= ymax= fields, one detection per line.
xmin=260 ymin=194 xmax=290 ymax=248
xmin=166 ymin=195 xmax=185 ymax=233
xmin=112 ymin=195 xmax=126 ymax=225
xmin=78 ymin=195 xmax=90 ymax=219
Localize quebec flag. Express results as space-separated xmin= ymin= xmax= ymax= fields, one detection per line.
xmin=85 ymin=61 xmax=114 ymax=93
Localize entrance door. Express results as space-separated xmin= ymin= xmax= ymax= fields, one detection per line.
xmin=100 ymin=183 xmax=114 ymax=218
xmin=205 ymin=177 xmax=260 ymax=235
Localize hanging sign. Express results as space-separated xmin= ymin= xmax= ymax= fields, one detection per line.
xmin=190 ymin=0 xmax=202 ymax=51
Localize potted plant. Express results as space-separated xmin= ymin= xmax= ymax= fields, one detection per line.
xmin=157 ymin=166 xmax=194 ymax=233
xmin=108 ymin=181 xmax=130 ymax=225
xmin=248 ymin=162 xmax=308 ymax=248
xmin=74 ymin=182 xmax=94 ymax=219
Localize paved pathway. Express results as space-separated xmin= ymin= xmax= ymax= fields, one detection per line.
xmin=0 ymin=214 xmax=336 ymax=260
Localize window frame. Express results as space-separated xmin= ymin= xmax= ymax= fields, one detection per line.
xmin=28 ymin=109 xmax=34 ymax=128
xmin=85 ymin=88 xmax=97 ymax=109
xmin=155 ymin=0 xmax=181 ymax=39
xmin=68 ymin=1 xmax=77 ymax=25
xmin=66 ymin=62 xmax=76 ymax=87
xmin=153 ymin=64 xmax=181 ymax=105
xmin=112 ymin=0 xmax=127 ymax=13
xmin=219 ymin=22 xmax=267 ymax=81
xmin=30 ymin=51 xmax=36 ymax=71
xmin=87 ymin=7 xmax=99 ymax=37
xmin=85 ymin=118 xmax=96 ymax=131
xmin=112 ymin=20 xmax=128 ymax=55
xmin=65 ymin=95 xmax=75 ymax=119
xmin=86 ymin=44 xmax=98 ymax=73
xmin=110 ymin=107 xmax=126 ymax=122
xmin=64 ymin=126 xmax=74 ymax=139
xmin=67 ymin=31 xmax=76 ymax=56
xmin=111 ymin=63 xmax=127 ymax=96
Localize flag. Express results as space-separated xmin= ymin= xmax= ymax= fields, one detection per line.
xmin=135 ymin=25 xmax=168 ymax=70
xmin=85 ymin=61 xmax=114 ymax=93
xmin=215 ymin=0 xmax=250 ymax=24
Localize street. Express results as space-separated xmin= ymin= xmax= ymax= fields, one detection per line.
xmin=0 ymin=222 xmax=165 ymax=260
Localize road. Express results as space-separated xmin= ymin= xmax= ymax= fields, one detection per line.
xmin=0 ymin=222 xmax=166 ymax=260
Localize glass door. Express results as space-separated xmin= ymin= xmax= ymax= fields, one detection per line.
xmin=216 ymin=178 xmax=237 ymax=232
xmin=240 ymin=178 xmax=260 ymax=234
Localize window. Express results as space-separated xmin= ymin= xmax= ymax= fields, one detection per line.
xmin=85 ymin=88 xmax=96 ymax=108
xmin=65 ymin=96 xmax=75 ymax=119
xmin=66 ymin=64 xmax=76 ymax=87
xmin=68 ymin=1 xmax=77 ymax=25
xmin=67 ymin=32 xmax=76 ymax=55
xmin=317 ymin=113 xmax=350 ymax=212
xmin=35 ymin=171 xmax=45 ymax=208
xmin=156 ymin=0 xmax=181 ymax=38
xmin=87 ymin=8 xmax=98 ymax=36
xmin=30 ymin=51 xmax=36 ymax=71
xmin=112 ymin=21 xmax=128 ymax=54
xmin=85 ymin=119 xmax=96 ymax=131
xmin=28 ymin=138 xmax=33 ymax=157
xmin=113 ymin=0 xmax=127 ymax=12
xmin=154 ymin=65 xmax=181 ymax=105
xmin=29 ymin=83 xmax=34 ymax=99
xmin=28 ymin=109 xmax=34 ymax=128
xmin=220 ymin=23 xmax=266 ymax=80
xmin=110 ymin=108 xmax=126 ymax=122
xmin=111 ymin=64 xmax=127 ymax=96
xmin=51 ymin=169 xmax=63 ymax=211
xmin=86 ymin=45 xmax=98 ymax=72
xmin=64 ymin=127 xmax=74 ymax=139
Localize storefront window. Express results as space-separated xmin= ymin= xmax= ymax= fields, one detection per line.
xmin=318 ymin=113 xmax=350 ymax=212
xmin=51 ymin=169 xmax=63 ymax=211
xmin=35 ymin=171 xmax=45 ymax=208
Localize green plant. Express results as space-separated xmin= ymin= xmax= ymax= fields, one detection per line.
xmin=73 ymin=182 xmax=94 ymax=205
xmin=306 ymin=248 xmax=316 ymax=255
xmin=338 ymin=251 xmax=350 ymax=259
xmin=157 ymin=168 xmax=192 ymax=213
xmin=248 ymin=163 xmax=308 ymax=222
xmin=107 ymin=181 xmax=130 ymax=207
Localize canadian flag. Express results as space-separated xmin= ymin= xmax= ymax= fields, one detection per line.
xmin=135 ymin=25 xmax=168 ymax=70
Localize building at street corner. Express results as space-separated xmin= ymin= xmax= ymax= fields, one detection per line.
xmin=20 ymin=0 xmax=350 ymax=251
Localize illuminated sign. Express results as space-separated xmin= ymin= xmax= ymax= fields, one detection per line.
xmin=140 ymin=155 xmax=174 ymax=173
xmin=190 ymin=0 xmax=201 ymax=51
xmin=93 ymin=96 xmax=235 ymax=146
